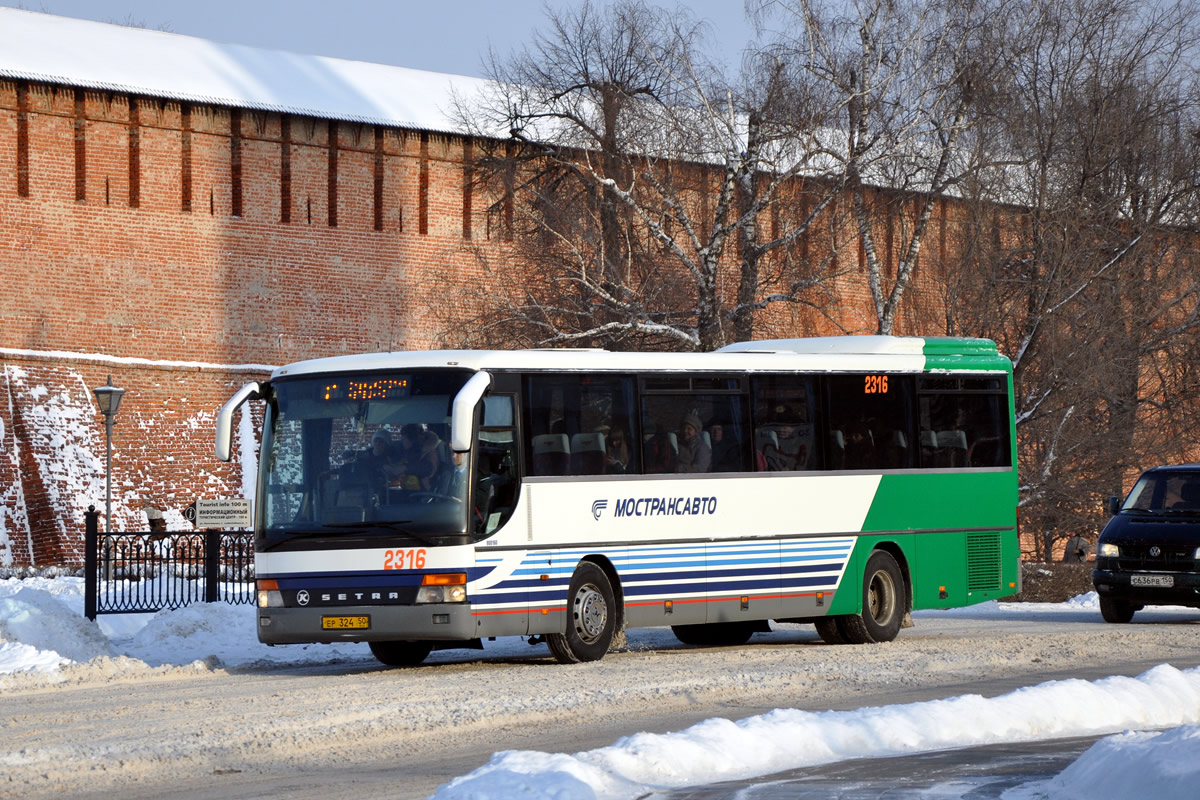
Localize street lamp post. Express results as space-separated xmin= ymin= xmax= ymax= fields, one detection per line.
xmin=92 ymin=375 xmax=125 ymax=536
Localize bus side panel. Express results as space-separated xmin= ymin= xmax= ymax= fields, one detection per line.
xmin=822 ymin=533 xmax=916 ymax=617
xmin=706 ymin=540 xmax=782 ymax=623
xmin=618 ymin=543 xmax=708 ymax=629
xmin=861 ymin=471 xmax=1019 ymax=609
xmin=776 ymin=536 xmax=856 ymax=619
xmin=912 ymin=531 xmax=967 ymax=610
xmin=469 ymin=549 xmax=533 ymax=637
xmin=525 ymin=548 xmax=577 ymax=636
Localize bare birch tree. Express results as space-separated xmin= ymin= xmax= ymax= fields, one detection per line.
xmin=943 ymin=0 xmax=1200 ymax=558
xmin=447 ymin=0 xmax=853 ymax=351
xmin=753 ymin=0 xmax=1011 ymax=334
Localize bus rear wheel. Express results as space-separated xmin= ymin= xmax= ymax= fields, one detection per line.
xmin=671 ymin=622 xmax=756 ymax=647
xmin=369 ymin=639 xmax=433 ymax=667
xmin=839 ymin=550 xmax=905 ymax=644
xmin=548 ymin=562 xmax=617 ymax=664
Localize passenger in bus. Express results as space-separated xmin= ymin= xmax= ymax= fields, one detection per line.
xmin=844 ymin=422 xmax=875 ymax=469
xmin=676 ymin=411 xmax=711 ymax=473
xmin=397 ymin=424 xmax=442 ymax=490
xmin=336 ymin=429 xmax=402 ymax=501
xmin=765 ymin=407 xmax=806 ymax=471
xmin=364 ymin=429 xmax=401 ymax=476
xmin=643 ymin=423 xmax=677 ymax=474
xmin=605 ymin=427 xmax=631 ymax=474
xmin=708 ymin=421 xmax=740 ymax=472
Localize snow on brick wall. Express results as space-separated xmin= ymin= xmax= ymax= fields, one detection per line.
xmin=0 ymin=357 xmax=265 ymax=566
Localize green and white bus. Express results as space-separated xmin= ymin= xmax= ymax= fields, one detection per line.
xmin=216 ymin=336 xmax=1019 ymax=666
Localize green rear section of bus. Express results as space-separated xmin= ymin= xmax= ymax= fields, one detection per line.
xmin=826 ymin=471 xmax=1020 ymax=616
xmin=827 ymin=337 xmax=1019 ymax=616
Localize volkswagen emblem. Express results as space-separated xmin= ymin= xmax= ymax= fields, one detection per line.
xmin=297 ymin=590 xmax=310 ymax=606
xmin=1149 ymin=546 xmax=1162 ymax=558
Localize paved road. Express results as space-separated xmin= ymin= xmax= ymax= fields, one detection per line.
xmin=5 ymin=606 xmax=1198 ymax=799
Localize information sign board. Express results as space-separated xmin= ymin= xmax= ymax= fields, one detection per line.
xmin=195 ymin=498 xmax=252 ymax=528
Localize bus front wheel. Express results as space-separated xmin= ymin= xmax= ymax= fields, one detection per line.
xmin=839 ymin=550 xmax=905 ymax=644
xmin=369 ymin=639 xmax=433 ymax=667
xmin=548 ymin=562 xmax=616 ymax=664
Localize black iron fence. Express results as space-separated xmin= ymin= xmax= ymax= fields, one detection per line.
xmin=83 ymin=506 xmax=255 ymax=620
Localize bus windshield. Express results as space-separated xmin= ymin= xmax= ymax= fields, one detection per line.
xmin=260 ymin=370 xmax=472 ymax=545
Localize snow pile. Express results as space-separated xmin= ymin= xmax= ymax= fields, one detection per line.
xmin=0 ymin=576 xmax=372 ymax=675
xmin=1019 ymin=724 xmax=1200 ymax=799
xmin=433 ymin=666 xmax=1200 ymax=800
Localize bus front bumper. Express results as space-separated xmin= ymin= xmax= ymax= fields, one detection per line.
xmin=257 ymin=603 xmax=477 ymax=644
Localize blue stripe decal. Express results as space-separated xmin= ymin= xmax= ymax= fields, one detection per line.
xmin=624 ymin=581 xmax=708 ymax=597
xmin=275 ymin=574 xmax=424 ymax=589
xmin=481 ymin=577 xmax=570 ymax=590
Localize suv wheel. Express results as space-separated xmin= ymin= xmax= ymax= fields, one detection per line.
xmin=1099 ymin=596 xmax=1135 ymax=624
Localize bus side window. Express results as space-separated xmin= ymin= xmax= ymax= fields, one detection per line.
xmin=917 ymin=384 xmax=1011 ymax=469
xmin=825 ymin=374 xmax=915 ymax=471
xmin=476 ymin=395 xmax=517 ymax=538
xmin=523 ymin=374 xmax=638 ymax=476
xmin=751 ymin=375 xmax=818 ymax=472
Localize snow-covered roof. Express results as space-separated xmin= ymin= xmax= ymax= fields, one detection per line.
xmin=0 ymin=7 xmax=489 ymax=134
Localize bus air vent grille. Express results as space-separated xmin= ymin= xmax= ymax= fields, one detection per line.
xmin=966 ymin=532 xmax=1002 ymax=592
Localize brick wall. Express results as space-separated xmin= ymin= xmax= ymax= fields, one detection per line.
xmin=0 ymin=79 xmax=508 ymax=564
xmin=0 ymin=77 xmax=980 ymax=565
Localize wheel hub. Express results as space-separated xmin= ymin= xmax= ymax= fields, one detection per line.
xmin=868 ymin=570 xmax=896 ymax=624
xmin=575 ymin=583 xmax=608 ymax=642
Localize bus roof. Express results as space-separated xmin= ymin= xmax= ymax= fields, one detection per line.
xmin=269 ymin=336 xmax=1006 ymax=380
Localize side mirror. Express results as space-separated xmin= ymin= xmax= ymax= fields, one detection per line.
xmin=1107 ymin=495 xmax=1120 ymax=516
xmin=450 ymin=371 xmax=492 ymax=452
xmin=215 ymin=382 xmax=262 ymax=461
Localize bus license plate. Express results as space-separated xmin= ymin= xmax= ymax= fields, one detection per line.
xmin=1130 ymin=575 xmax=1173 ymax=588
xmin=322 ymin=615 xmax=370 ymax=630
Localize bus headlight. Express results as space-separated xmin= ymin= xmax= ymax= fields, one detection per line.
xmin=1098 ymin=543 xmax=1120 ymax=558
xmin=416 ymin=573 xmax=467 ymax=603
xmin=256 ymin=579 xmax=283 ymax=607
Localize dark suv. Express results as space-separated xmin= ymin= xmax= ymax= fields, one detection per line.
xmin=1093 ymin=464 xmax=1200 ymax=623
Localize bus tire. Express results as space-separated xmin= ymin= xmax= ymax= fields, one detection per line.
xmin=671 ymin=622 xmax=755 ymax=647
xmin=548 ymin=562 xmax=616 ymax=664
xmin=839 ymin=550 xmax=905 ymax=644
xmin=1099 ymin=596 xmax=1135 ymax=623
xmin=369 ymin=639 xmax=433 ymax=667
xmin=814 ymin=616 xmax=847 ymax=645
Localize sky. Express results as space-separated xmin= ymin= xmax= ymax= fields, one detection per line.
xmin=3 ymin=577 xmax=1200 ymax=799
xmin=0 ymin=0 xmax=762 ymax=79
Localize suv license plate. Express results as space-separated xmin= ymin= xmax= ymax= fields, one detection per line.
xmin=322 ymin=615 xmax=370 ymax=630
xmin=1130 ymin=575 xmax=1174 ymax=588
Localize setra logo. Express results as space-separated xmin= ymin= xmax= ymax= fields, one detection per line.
xmin=591 ymin=499 xmax=608 ymax=520
xmin=296 ymin=590 xmax=310 ymax=606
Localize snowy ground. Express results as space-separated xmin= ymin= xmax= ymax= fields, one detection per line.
xmin=2 ymin=576 xmax=1198 ymax=799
